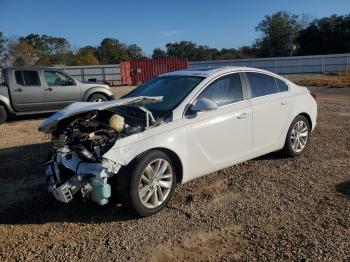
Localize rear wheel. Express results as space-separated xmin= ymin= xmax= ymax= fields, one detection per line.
xmin=88 ymin=93 xmax=109 ymax=102
xmin=0 ymin=105 xmax=7 ymax=124
xmin=115 ymin=150 xmax=176 ymax=217
xmin=282 ymin=115 xmax=310 ymax=157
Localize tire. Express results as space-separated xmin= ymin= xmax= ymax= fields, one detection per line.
xmin=87 ymin=93 xmax=109 ymax=102
xmin=0 ymin=105 xmax=7 ymax=124
xmin=115 ymin=150 xmax=177 ymax=217
xmin=282 ymin=115 xmax=311 ymax=157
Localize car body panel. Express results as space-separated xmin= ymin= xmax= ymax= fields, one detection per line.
xmin=39 ymin=66 xmax=318 ymax=206
xmin=103 ymin=67 xmax=317 ymax=184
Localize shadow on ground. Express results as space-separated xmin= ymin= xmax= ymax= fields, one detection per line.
xmin=336 ymin=180 xmax=350 ymax=198
xmin=6 ymin=112 xmax=53 ymax=123
xmin=0 ymin=142 xmax=134 ymax=225
xmin=0 ymin=142 xmax=288 ymax=225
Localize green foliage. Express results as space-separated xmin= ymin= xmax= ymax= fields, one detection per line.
xmin=127 ymin=44 xmax=144 ymax=60
xmin=99 ymin=38 xmax=129 ymax=64
xmin=298 ymin=14 xmax=350 ymax=55
xmin=73 ymin=50 xmax=100 ymax=65
xmin=255 ymin=11 xmax=302 ymax=57
xmin=7 ymin=38 xmax=37 ymax=66
xmin=152 ymin=48 xmax=167 ymax=58
xmin=0 ymin=32 xmax=6 ymax=66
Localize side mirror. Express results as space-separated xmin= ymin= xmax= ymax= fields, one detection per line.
xmin=191 ymin=98 xmax=218 ymax=112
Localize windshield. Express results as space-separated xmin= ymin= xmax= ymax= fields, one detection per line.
xmin=123 ymin=75 xmax=204 ymax=117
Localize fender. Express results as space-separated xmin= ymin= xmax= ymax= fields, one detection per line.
xmin=82 ymin=86 xmax=114 ymax=101
xmin=103 ymin=120 xmax=190 ymax=183
xmin=0 ymin=93 xmax=15 ymax=114
xmin=275 ymin=90 xmax=317 ymax=149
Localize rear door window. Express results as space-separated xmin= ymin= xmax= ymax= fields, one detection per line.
xmin=14 ymin=70 xmax=41 ymax=86
xmin=246 ymin=72 xmax=278 ymax=98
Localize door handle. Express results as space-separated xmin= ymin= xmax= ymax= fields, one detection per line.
xmin=281 ymin=100 xmax=288 ymax=105
xmin=14 ymin=88 xmax=23 ymax=92
xmin=237 ymin=112 xmax=248 ymax=119
xmin=45 ymin=87 xmax=54 ymax=91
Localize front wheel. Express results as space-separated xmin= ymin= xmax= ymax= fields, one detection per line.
xmin=115 ymin=150 xmax=176 ymax=217
xmin=282 ymin=115 xmax=310 ymax=157
xmin=87 ymin=93 xmax=109 ymax=102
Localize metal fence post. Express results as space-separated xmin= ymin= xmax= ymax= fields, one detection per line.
xmin=81 ymin=68 xmax=85 ymax=82
xmin=321 ymin=57 xmax=324 ymax=73
xmin=297 ymin=58 xmax=300 ymax=74
xmin=102 ymin=67 xmax=106 ymax=82
xmin=274 ymin=58 xmax=277 ymax=73
xmin=347 ymin=55 xmax=349 ymax=71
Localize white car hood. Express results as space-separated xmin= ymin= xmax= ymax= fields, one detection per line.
xmin=38 ymin=96 xmax=163 ymax=133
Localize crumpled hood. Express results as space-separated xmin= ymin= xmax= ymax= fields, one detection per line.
xmin=38 ymin=96 xmax=163 ymax=133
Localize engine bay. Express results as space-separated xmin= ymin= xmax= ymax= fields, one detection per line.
xmin=51 ymin=106 xmax=149 ymax=163
xmin=44 ymin=105 xmax=159 ymax=205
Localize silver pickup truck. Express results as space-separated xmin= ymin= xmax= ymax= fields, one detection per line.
xmin=0 ymin=67 xmax=115 ymax=123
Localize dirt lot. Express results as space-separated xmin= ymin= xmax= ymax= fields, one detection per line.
xmin=0 ymin=86 xmax=349 ymax=261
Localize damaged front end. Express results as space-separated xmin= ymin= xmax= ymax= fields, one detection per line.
xmin=39 ymin=96 xmax=162 ymax=205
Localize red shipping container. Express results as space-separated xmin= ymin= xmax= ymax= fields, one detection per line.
xmin=120 ymin=58 xmax=188 ymax=85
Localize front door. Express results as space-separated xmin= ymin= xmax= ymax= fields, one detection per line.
xmin=184 ymin=73 xmax=253 ymax=179
xmin=43 ymin=70 xmax=81 ymax=109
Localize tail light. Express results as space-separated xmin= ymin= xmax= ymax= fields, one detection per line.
xmin=310 ymin=92 xmax=317 ymax=100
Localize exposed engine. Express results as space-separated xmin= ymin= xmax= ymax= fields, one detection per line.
xmin=52 ymin=108 xmax=145 ymax=163
xmin=44 ymin=106 xmax=156 ymax=205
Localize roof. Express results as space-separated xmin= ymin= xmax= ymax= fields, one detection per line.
xmin=3 ymin=67 xmax=64 ymax=71
xmin=162 ymin=66 xmax=270 ymax=78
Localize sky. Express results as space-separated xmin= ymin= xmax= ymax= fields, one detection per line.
xmin=0 ymin=0 xmax=349 ymax=55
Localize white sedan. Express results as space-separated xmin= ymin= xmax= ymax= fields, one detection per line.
xmin=39 ymin=67 xmax=317 ymax=217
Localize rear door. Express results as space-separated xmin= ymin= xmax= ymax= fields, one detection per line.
xmin=43 ymin=70 xmax=81 ymax=109
xmin=245 ymin=72 xmax=291 ymax=153
xmin=11 ymin=70 xmax=46 ymax=111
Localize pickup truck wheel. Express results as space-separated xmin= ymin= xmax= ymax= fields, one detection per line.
xmin=88 ymin=93 xmax=109 ymax=102
xmin=115 ymin=150 xmax=177 ymax=217
xmin=0 ymin=105 xmax=7 ymax=124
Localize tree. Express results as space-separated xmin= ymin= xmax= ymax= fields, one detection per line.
xmin=298 ymin=14 xmax=350 ymax=55
xmin=152 ymin=48 xmax=167 ymax=58
xmin=99 ymin=38 xmax=129 ymax=64
xmin=73 ymin=49 xmax=100 ymax=65
xmin=238 ymin=46 xmax=259 ymax=58
xmin=6 ymin=37 xmax=37 ymax=66
xmin=255 ymin=11 xmax=302 ymax=57
xmin=127 ymin=44 xmax=144 ymax=60
xmin=0 ymin=32 xmax=7 ymax=65
xmin=165 ymin=41 xmax=219 ymax=61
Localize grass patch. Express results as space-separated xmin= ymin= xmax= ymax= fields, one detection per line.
xmin=286 ymin=70 xmax=350 ymax=88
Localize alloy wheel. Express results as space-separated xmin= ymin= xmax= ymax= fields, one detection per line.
xmin=290 ymin=120 xmax=309 ymax=153
xmin=138 ymin=159 xmax=173 ymax=209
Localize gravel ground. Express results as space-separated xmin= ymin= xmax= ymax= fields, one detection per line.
xmin=0 ymin=86 xmax=349 ymax=261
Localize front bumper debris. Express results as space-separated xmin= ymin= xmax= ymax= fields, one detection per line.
xmin=44 ymin=147 xmax=121 ymax=205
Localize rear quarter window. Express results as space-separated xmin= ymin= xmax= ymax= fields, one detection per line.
xmin=276 ymin=78 xmax=289 ymax=92
xmin=246 ymin=72 xmax=278 ymax=98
